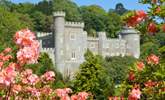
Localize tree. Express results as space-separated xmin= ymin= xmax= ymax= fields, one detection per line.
xmin=35 ymin=0 xmax=53 ymax=15
xmin=105 ymin=12 xmax=122 ymax=38
xmin=104 ymin=56 xmax=136 ymax=84
xmin=52 ymin=0 xmax=82 ymax=21
xmin=31 ymin=11 xmax=52 ymax=32
xmin=71 ymin=50 xmax=114 ymax=99
xmin=11 ymin=2 xmax=35 ymax=14
xmin=114 ymin=3 xmax=128 ymax=15
xmin=80 ymin=5 xmax=107 ymax=36
xmin=0 ymin=7 xmax=33 ymax=49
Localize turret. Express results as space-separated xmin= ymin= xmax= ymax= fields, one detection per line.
xmin=119 ymin=26 xmax=140 ymax=58
xmin=53 ymin=11 xmax=66 ymax=73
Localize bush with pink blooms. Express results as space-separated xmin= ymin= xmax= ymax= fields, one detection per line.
xmin=0 ymin=29 xmax=90 ymax=100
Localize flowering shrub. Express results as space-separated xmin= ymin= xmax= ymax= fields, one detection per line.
xmin=0 ymin=29 xmax=90 ymax=100
xmin=122 ymin=54 xmax=165 ymax=99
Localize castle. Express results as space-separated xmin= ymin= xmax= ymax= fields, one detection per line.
xmin=37 ymin=11 xmax=140 ymax=76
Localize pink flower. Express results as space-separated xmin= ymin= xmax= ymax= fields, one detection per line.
xmin=128 ymin=71 xmax=135 ymax=81
xmin=44 ymin=71 xmax=55 ymax=81
xmin=146 ymin=54 xmax=159 ymax=65
xmin=17 ymin=46 xmax=39 ymax=64
xmin=55 ymin=88 xmax=72 ymax=98
xmin=27 ymin=74 xmax=39 ymax=85
xmin=78 ymin=92 xmax=89 ymax=100
xmin=12 ymin=84 xmax=22 ymax=94
xmin=0 ymin=62 xmax=3 ymax=69
xmin=14 ymin=29 xmax=36 ymax=47
xmin=2 ymin=55 xmax=12 ymax=61
xmin=15 ymin=29 xmax=40 ymax=64
xmin=128 ymin=87 xmax=141 ymax=100
xmin=3 ymin=48 xmax=12 ymax=54
xmin=136 ymin=61 xmax=145 ymax=71
xmin=21 ymin=69 xmax=33 ymax=77
xmin=144 ymin=80 xmax=157 ymax=87
xmin=71 ymin=95 xmax=78 ymax=100
xmin=25 ymin=87 xmax=40 ymax=97
xmin=41 ymin=86 xmax=53 ymax=95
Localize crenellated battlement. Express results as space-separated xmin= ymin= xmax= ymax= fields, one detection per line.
xmin=40 ymin=48 xmax=55 ymax=52
xmin=53 ymin=11 xmax=65 ymax=17
xmin=65 ymin=21 xmax=84 ymax=28
xmin=36 ymin=32 xmax=52 ymax=38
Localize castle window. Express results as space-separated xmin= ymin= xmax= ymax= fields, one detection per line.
xmin=70 ymin=34 xmax=76 ymax=40
xmin=71 ymin=51 xmax=76 ymax=60
xmin=90 ymin=43 xmax=95 ymax=48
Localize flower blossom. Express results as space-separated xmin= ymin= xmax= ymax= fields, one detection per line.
xmin=55 ymin=88 xmax=72 ymax=98
xmin=71 ymin=95 xmax=78 ymax=100
xmin=12 ymin=84 xmax=22 ymax=94
xmin=128 ymin=87 xmax=141 ymax=100
xmin=0 ymin=66 xmax=17 ymax=86
xmin=127 ymin=10 xmax=147 ymax=27
xmin=41 ymin=86 xmax=53 ymax=95
xmin=41 ymin=71 xmax=55 ymax=83
xmin=146 ymin=54 xmax=159 ymax=65
xmin=0 ymin=62 xmax=3 ymax=69
xmin=78 ymin=92 xmax=89 ymax=100
xmin=144 ymin=80 xmax=157 ymax=87
xmin=3 ymin=48 xmax=12 ymax=54
xmin=25 ymin=87 xmax=40 ymax=97
xmin=147 ymin=22 xmax=157 ymax=34
xmin=27 ymin=74 xmax=39 ymax=85
xmin=128 ymin=71 xmax=135 ymax=81
xmin=14 ymin=29 xmax=36 ymax=47
xmin=15 ymin=29 xmax=40 ymax=64
xmin=136 ymin=61 xmax=145 ymax=71
xmin=17 ymin=46 xmax=39 ymax=64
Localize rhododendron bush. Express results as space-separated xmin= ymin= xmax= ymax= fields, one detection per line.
xmin=0 ymin=29 xmax=90 ymax=100
xmin=118 ymin=0 xmax=165 ymax=99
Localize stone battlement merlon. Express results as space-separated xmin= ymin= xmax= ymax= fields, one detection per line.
xmin=36 ymin=32 xmax=52 ymax=38
xmin=65 ymin=21 xmax=84 ymax=28
xmin=53 ymin=11 xmax=66 ymax=17
xmin=40 ymin=48 xmax=55 ymax=52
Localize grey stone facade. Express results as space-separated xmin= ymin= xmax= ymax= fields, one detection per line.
xmin=37 ymin=11 xmax=140 ymax=76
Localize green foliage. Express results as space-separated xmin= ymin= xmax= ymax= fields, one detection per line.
xmin=79 ymin=5 xmax=106 ymax=37
xmin=80 ymin=5 xmax=122 ymax=37
xmin=31 ymin=11 xmax=53 ymax=32
xmin=52 ymin=0 xmax=82 ymax=21
xmin=140 ymin=42 xmax=160 ymax=59
xmin=0 ymin=7 xmax=33 ymax=48
xmin=71 ymin=50 xmax=114 ymax=99
xmin=105 ymin=12 xmax=122 ymax=37
xmin=35 ymin=0 xmax=53 ymax=15
xmin=104 ymin=56 xmax=137 ymax=84
xmin=11 ymin=3 xmax=35 ymax=14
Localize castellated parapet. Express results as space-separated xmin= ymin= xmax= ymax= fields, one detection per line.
xmin=37 ymin=11 xmax=140 ymax=77
xmin=53 ymin=11 xmax=65 ymax=17
xmin=65 ymin=21 xmax=84 ymax=28
xmin=37 ymin=32 xmax=52 ymax=38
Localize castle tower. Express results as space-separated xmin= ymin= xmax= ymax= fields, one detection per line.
xmin=53 ymin=11 xmax=66 ymax=73
xmin=120 ymin=27 xmax=140 ymax=58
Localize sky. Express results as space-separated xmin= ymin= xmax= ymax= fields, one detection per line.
xmin=11 ymin=0 xmax=149 ymax=11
